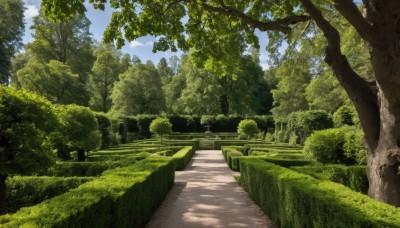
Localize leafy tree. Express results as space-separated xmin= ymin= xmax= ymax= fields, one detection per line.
xmin=54 ymin=105 xmax=101 ymax=161
xmin=271 ymin=56 xmax=311 ymax=122
xmin=149 ymin=117 xmax=172 ymax=144
xmin=111 ymin=63 xmax=165 ymax=116
xmin=0 ymin=86 xmax=57 ymax=214
xmin=10 ymin=51 xmax=31 ymax=88
xmin=119 ymin=53 xmax=132 ymax=74
xmin=87 ymin=43 xmax=120 ymax=112
xmin=237 ymin=119 xmax=259 ymax=139
xmin=42 ymin=0 xmax=400 ymax=206
xmin=0 ymin=0 xmax=24 ymax=84
xmin=17 ymin=59 xmax=86 ymax=105
xmin=333 ymin=105 xmax=358 ymax=128
xmin=157 ymin=57 xmax=173 ymax=85
xmin=27 ymin=12 xmax=94 ymax=105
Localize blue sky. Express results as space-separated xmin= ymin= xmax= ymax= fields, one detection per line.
xmin=22 ymin=0 xmax=270 ymax=69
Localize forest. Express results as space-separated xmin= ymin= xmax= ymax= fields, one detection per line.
xmin=2 ymin=0 xmax=400 ymax=227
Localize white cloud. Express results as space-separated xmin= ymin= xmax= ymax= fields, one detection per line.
xmin=260 ymin=63 xmax=270 ymax=70
xmin=24 ymin=4 xmax=39 ymax=19
xmin=129 ymin=40 xmax=154 ymax=49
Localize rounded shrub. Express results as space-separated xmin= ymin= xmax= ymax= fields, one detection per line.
xmin=303 ymin=126 xmax=365 ymax=165
xmin=237 ymin=119 xmax=259 ymax=139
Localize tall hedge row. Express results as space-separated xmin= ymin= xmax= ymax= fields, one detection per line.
xmin=240 ymin=158 xmax=400 ymax=227
xmin=0 ymin=157 xmax=175 ymax=227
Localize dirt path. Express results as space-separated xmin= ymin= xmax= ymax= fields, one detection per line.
xmin=146 ymin=150 xmax=276 ymax=228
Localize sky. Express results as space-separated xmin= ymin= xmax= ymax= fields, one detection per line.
xmin=22 ymin=0 xmax=271 ymax=70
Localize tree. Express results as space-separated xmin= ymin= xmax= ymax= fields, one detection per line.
xmin=0 ymin=0 xmax=24 ymax=84
xmin=87 ymin=43 xmax=120 ymax=112
xmin=111 ymin=63 xmax=165 ymax=116
xmin=157 ymin=57 xmax=173 ymax=85
xmin=27 ymin=11 xmax=94 ymax=105
xmin=149 ymin=117 xmax=172 ymax=144
xmin=16 ymin=59 xmax=86 ymax=105
xmin=42 ymin=0 xmax=400 ymax=206
xmin=55 ymin=104 xmax=101 ymax=161
xmin=0 ymin=86 xmax=57 ymax=214
xmin=237 ymin=119 xmax=259 ymax=139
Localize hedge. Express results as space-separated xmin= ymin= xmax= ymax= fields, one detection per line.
xmin=291 ymin=165 xmax=368 ymax=194
xmin=6 ymin=176 xmax=94 ymax=213
xmin=172 ymin=146 xmax=194 ymax=171
xmin=257 ymin=157 xmax=311 ymax=168
xmin=43 ymin=155 xmax=148 ymax=177
xmin=0 ymin=157 xmax=175 ymax=228
xmin=240 ymin=158 xmax=400 ymax=227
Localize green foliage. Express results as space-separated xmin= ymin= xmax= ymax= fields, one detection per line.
xmin=43 ymin=162 xmax=120 ymax=177
xmin=293 ymin=110 xmax=333 ymax=144
xmin=200 ymin=115 xmax=216 ymax=126
xmin=6 ymin=176 xmax=93 ymax=213
xmin=95 ymin=112 xmax=112 ymax=149
xmin=333 ymin=105 xmax=358 ymax=127
xmin=0 ymin=0 xmax=24 ymax=83
xmin=149 ymin=117 xmax=173 ymax=143
xmin=240 ymin=158 xmax=400 ymax=227
xmin=88 ymin=43 xmax=121 ymax=112
xmin=0 ymin=157 xmax=175 ymax=227
xmin=237 ymin=119 xmax=259 ymax=139
xmin=111 ymin=63 xmax=165 ymax=116
xmin=0 ymin=86 xmax=57 ymax=176
xmin=28 ymin=12 xmax=94 ymax=85
xmin=172 ymin=146 xmax=194 ymax=171
xmin=291 ymin=164 xmax=368 ymax=194
xmin=17 ymin=59 xmax=86 ymax=105
xmin=303 ymin=127 xmax=365 ymax=165
xmin=55 ymin=104 xmax=101 ymax=160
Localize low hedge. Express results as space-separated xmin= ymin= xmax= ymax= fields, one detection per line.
xmin=240 ymin=158 xmax=400 ymax=227
xmin=172 ymin=146 xmax=194 ymax=170
xmin=258 ymin=157 xmax=311 ymax=168
xmin=0 ymin=157 xmax=175 ymax=227
xmin=43 ymin=155 xmax=148 ymax=177
xmin=291 ymin=164 xmax=368 ymax=194
xmin=6 ymin=176 xmax=94 ymax=213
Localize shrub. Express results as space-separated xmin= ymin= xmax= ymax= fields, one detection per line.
xmin=333 ymin=105 xmax=357 ymax=127
xmin=6 ymin=176 xmax=93 ymax=213
xmin=149 ymin=117 xmax=172 ymax=144
xmin=240 ymin=158 xmax=400 ymax=227
xmin=237 ymin=119 xmax=259 ymax=139
xmin=136 ymin=114 xmax=157 ymax=138
xmin=293 ymin=110 xmax=333 ymax=144
xmin=303 ymin=127 xmax=365 ymax=165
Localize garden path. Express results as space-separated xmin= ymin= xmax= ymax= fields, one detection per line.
xmin=146 ymin=150 xmax=276 ymax=228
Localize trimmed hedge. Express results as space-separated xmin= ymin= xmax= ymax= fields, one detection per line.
xmin=0 ymin=157 xmax=175 ymax=227
xmin=6 ymin=176 xmax=94 ymax=213
xmin=172 ymin=146 xmax=194 ymax=171
xmin=291 ymin=165 xmax=368 ymax=194
xmin=258 ymin=157 xmax=311 ymax=168
xmin=240 ymin=158 xmax=400 ymax=227
xmin=43 ymin=155 xmax=147 ymax=177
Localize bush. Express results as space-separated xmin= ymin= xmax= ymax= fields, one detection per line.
xmin=303 ymin=127 xmax=365 ymax=165
xmin=240 ymin=158 xmax=400 ymax=227
xmin=6 ymin=176 xmax=93 ymax=213
xmin=293 ymin=110 xmax=333 ymax=144
xmin=136 ymin=115 xmax=157 ymax=138
xmin=0 ymin=157 xmax=175 ymax=227
xmin=333 ymin=105 xmax=357 ymax=127
xmin=237 ymin=119 xmax=259 ymax=139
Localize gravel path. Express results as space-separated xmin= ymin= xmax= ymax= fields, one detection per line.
xmin=146 ymin=150 xmax=276 ymax=228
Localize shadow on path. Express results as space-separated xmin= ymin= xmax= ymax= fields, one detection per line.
xmin=146 ymin=150 xmax=276 ymax=228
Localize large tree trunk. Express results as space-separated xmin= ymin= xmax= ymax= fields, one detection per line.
xmin=0 ymin=174 xmax=8 ymax=215
xmin=300 ymin=0 xmax=400 ymax=206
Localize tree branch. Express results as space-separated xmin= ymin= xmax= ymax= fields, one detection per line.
xmin=200 ymin=2 xmax=310 ymax=34
xmin=299 ymin=0 xmax=380 ymax=150
xmin=332 ymin=0 xmax=372 ymax=41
